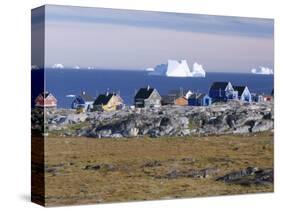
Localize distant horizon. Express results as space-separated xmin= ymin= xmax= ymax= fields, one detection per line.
xmin=31 ymin=67 xmax=275 ymax=75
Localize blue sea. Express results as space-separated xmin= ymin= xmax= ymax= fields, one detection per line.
xmin=39 ymin=69 xmax=273 ymax=108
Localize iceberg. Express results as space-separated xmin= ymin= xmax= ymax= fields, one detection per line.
xmin=145 ymin=67 xmax=154 ymax=71
xmin=251 ymin=66 xmax=273 ymax=75
xmin=31 ymin=64 xmax=40 ymax=70
xmin=192 ymin=62 xmax=206 ymax=77
xmin=74 ymin=65 xmax=80 ymax=69
xmin=52 ymin=63 xmax=64 ymax=69
xmin=148 ymin=60 xmax=206 ymax=77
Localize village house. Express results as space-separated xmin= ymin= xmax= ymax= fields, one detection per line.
xmin=71 ymin=91 xmax=94 ymax=111
xmin=251 ymin=93 xmax=263 ymax=102
xmin=233 ymin=85 xmax=252 ymax=102
xmin=134 ymin=86 xmax=161 ymax=108
xmin=161 ymin=89 xmax=193 ymax=106
xmin=209 ymin=81 xmax=238 ymax=102
xmin=188 ymin=93 xmax=212 ymax=106
xmin=174 ymin=96 xmax=188 ymax=106
xmin=93 ymin=92 xmax=124 ymax=112
xmin=35 ymin=91 xmax=57 ymax=108
xmin=262 ymin=95 xmax=273 ymax=102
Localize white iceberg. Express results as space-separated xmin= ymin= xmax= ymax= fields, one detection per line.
xmin=145 ymin=67 xmax=154 ymax=71
xmin=87 ymin=66 xmax=94 ymax=70
xmin=251 ymin=66 xmax=273 ymax=75
xmin=52 ymin=63 xmax=64 ymax=69
xmin=66 ymin=94 xmax=76 ymax=98
xmin=192 ymin=62 xmax=206 ymax=77
xmin=31 ymin=64 xmax=40 ymax=70
xmin=148 ymin=60 xmax=206 ymax=77
xmin=74 ymin=65 xmax=80 ymax=69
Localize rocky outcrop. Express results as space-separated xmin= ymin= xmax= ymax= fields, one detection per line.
xmin=33 ymin=101 xmax=274 ymax=138
xmin=216 ymin=167 xmax=273 ymax=186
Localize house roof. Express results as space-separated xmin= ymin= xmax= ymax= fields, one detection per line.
xmin=94 ymin=93 xmax=122 ymax=105
xmin=210 ymin=82 xmax=229 ymax=90
xmin=168 ymin=89 xmax=192 ymax=97
xmin=94 ymin=93 xmax=113 ymax=105
xmin=189 ymin=93 xmax=208 ymax=100
xmin=135 ymin=87 xmax=155 ymax=99
xmin=80 ymin=92 xmax=94 ymax=102
xmin=40 ymin=91 xmax=56 ymax=99
xmin=161 ymin=95 xmax=176 ymax=103
xmin=233 ymin=86 xmax=246 ymax=96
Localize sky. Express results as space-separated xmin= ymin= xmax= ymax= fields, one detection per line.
xmin=32 ymin=5 xmax=274 ymax=72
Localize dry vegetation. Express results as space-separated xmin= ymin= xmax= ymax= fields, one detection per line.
xmin=43 ymin=132 xmax=273 ymax=206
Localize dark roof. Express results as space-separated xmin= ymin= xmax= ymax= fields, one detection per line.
xmin=210 ymin=82 xmax=229 ymax=90
xmin=189 ymin=93 xmax=208 ymax=100
xmin=93 ymin=93 xmax=114 ymax=105
xmin=40 ymin=91 xmax=50 ymax=98
xmin=233 ymin=86 xmax=246 ymax=96
xmin=161 ymin=95 xmax=176 ymax=104
xmin=168 ymin=89 xmax=191 ymax=97
xmin=40 ymin=91 xmax=55 ymax=99
xmin=80 ymin=92 xmax=94 ymax=102
xmin=135 ymin=87 xmax=155 ymax=99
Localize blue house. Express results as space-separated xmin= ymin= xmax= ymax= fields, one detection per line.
xmin=251 ymin=93 xmax=263 ymax=102
xmin=71 ymin=91 xmax=94 ymax=111
xmin=188 ymin=93 xmax=212 ymax=106
xmin=209 ymin=82 xmax=238 ymax=102
xmin=233 ymin=86 xmax=252 ymax=102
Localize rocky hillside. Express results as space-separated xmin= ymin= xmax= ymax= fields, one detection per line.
xmin=33 ymin=101 xmax=274 ymax=138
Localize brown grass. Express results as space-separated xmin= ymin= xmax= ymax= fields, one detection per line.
xmin=44 ymin=132 xmax=273 ymax=206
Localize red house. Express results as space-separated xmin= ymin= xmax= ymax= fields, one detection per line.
xmin=35 ymin=91 xmax=57 ymax=108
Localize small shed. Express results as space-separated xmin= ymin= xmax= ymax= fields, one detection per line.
xmin=71 ymin=91 xmax=94 ymax=111
xmin=93 ymin=92 xmax=124 ymax=112
xmin=174 ymin=96 xmax=188 ymax=106
xmin=35 ymin=91 xmax=57 ymax=108
xmin=134 ymin=86 xmax=161 ymax=108
xmin=188 ymin=93 xmax=212 ymax=106
xmin=233 ymin=85 xmax=252 ymax=102
xmin=251 ymin=93 xmax=263 ymax=102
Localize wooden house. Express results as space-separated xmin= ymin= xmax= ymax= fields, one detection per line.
xmin=161 ymin=89 xmax=193 ymax=106
xmin=134 ymin=86 xmax=161 ymax=108
xmin=35 ymin=91 xmax=57 ymax=108
xmin=251 ymin=93 xmax=263 ymax=102
xmin=209 ymin=82 xmax=238 ymax=102
xmin=233 ymin=86 xmax=252 ymax=102
xmin=93 ymin=92 xmax=124 ymax=112
xmin=161 ymin=95 xmax=176 ymax=105
xmin=188 ymin=93 xmax=212 ymax=106
xmin=262 ymin=95 xmax=273 ymax=102
xmin=174 ymin=96 xmax=188 ymax=106
xmin=71 ymin=91 xmax=94 ymax=111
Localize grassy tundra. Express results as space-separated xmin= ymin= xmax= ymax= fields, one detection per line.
xmin=42 ymin=132 xmax=273 ymax=206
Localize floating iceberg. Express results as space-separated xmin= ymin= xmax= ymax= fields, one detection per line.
xmin=74 ymin=65 xmax=80 ymax=69
xmin=251 ymin=66 xmax=273 ymax=75
xmin=145 ymin=67 xmax=154 ymax=71
xmin=192 ymin=62 xmax=206 ymax=77
xmin=52 ymin=63 xmax=64 ymax=69
xmin=31 ymin=64 xmax=40 ymax=70
xmin=148 ymin=60 xmax=206 ymax=77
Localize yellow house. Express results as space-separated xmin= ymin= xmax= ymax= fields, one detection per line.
xmin=93 ymin=92 xmax=124 ymax=112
